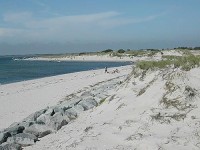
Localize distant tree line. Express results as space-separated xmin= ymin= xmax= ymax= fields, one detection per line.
xmin=101 ymin=49 xmax=114 ymax=53
xmin=101 ymin=49 xmax=126 ymax=53
xmin=174 ymin=47 xmax=200 ymax=50
xmin=82 ymin=46 xmax=200 ymax=56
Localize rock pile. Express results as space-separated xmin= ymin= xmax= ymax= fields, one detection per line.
xmin=0 ymin=76 xmax=123 ymax=150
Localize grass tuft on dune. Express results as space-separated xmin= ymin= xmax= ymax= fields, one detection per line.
xmin=136 ymin=55 xmax=200 ymax=71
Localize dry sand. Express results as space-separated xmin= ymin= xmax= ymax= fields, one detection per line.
xmin=0 ymin=65 xmax=132 ymax=130
xmin=23 ymin=66 xmax=200 ymax=150
xmin=2 ymin=51 xmax=200 ymax=149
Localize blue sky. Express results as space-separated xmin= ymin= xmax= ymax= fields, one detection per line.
xmin=0 ymin=0 xmax=200 ymax=55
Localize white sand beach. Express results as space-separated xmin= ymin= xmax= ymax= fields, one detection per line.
xmin=0 ymin=0 xmax=199 ymax=148
xmin=0 ymin=65 xmax=132 ymax=130
xmin=23 ymin=54 xmax=155 ymax=62
xmin=23 ymin=50 xmax=184 ymax=62
xmin=22 ymin=65 xmax=200 ymax=150
xmin=1 ymin=51 xmax=200 ymax=150
xmin=24 ymin=55 xmax=136 ymax=62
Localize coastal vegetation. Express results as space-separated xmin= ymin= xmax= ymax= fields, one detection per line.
xmin=174 ymin=46 xmax=200 ymax=50
xmin=136 ymin=54 xmax=200 ymax=71
xmin=2 ymin=48 xmax=200 ymax=149
xmin=29 ymin=47 xmax=200 ymax=60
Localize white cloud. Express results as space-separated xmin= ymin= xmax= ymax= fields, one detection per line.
xmin=3 ymin=12 xmax=32 ymax=23
xmin=26 ymin=11 xmax=120 ymax=29
xmin=0 ymin=11 xmax=163 ymax=42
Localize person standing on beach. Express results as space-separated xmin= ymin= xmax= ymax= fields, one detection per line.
xmin=105 ymin=67 xmax=108 ymax=73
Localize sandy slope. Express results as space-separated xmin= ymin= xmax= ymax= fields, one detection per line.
xmin=2 ymin=50 xmax=200 ymax=149
xmin=24 ymin=55 xmax=137 ymax=62
xmin=23 ymin=50 xmax=183 ymax=62
xmin=23 ymin=54 xmax=157 ymax=62
xmin=24 ymin=66 xmax=200 ymax=150
xmin=0 ymin=65 xmax=132 ymax=130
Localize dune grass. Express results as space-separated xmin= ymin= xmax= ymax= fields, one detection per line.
xmin=137 ymin=55 xmax=200 ymax=71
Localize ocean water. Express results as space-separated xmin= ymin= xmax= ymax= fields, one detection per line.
xmin=0 ymin=56 xmax=131 ymax=85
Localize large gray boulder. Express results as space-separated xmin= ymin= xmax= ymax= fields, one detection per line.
xmin=52 ymin=106 xmax=64 ymax=114
xmin=22 ymin=109 xmax=47 ymax=122
xmin=64 ymin=108 xmax=78 ymax=120
xmin=47 ymin=112 xmax=68 ymax=130
xmin=36 ymin=114 xmax=51 ymax=125
xmin=60 ymin=97 xmax=82 ymax=108
xmin=5 ymin=126 xmax=24 ymax=136
xmin=81 ymin=91 xmax=93 ymax=98
xmin=0 ymin=132 xmax=11 ymax=144
xmin=73 ymin=105 xmax=84 ymax=113
xmin=78 ymin=98 xmax=98 ymax=110
xmin=24 ymin=124 xmax=52 ymax=138
xmin=0 ymin=143 xmax=21 ymax=150
xmin=93 ymin=93 xmax=107 ymax=103
xmin=8 ymin=121 xmax=34 ymax=129
xmin=37 ymin=112 xmax=69 ymax=130
xmin=44 ymin=108 xmax=57 ymax=116
xmin=7 ymin=133 xmax=38 ymax=147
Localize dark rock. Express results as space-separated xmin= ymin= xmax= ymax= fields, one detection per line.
xmin=53 ymin=106 xmax=65 ymax=114
xmin=9 ymin=121 xmax=34 ymax=129
xmin=7 ymin=133 xmax=38 ymax=147
xmin=36 ymin=114 xmax=49 ymax=125
xmin=44 ymin=108 xmax=54 ymax=116
xmin=73 ymin=105 xmax=84 ymax=113
xmin=64 ymin=108 xmax=78 ymax=120
xmin=23 ymin=109 xmax=47 ymax=122
xmin=37 ymin=112 xmax=69 ymax=130
xmin=0 ymin=143 xmax=22 ymax=150
xmin=24 ymin=124 xmax=52 ymax=138
xmin=5 ymin=126 xmax=24 ymax=136
xmin=60 ymin=98 xmax=82 ymax=108
xmin=0 ymin=132 xmax=11 ymax=144
xmin=78 ymin=99 xmax=98 ymax=110
xmin=62 ymin=106 xmax=72 ymax=112
xmin=50 ymin=110 xmax=55 ymax=116
xmin=48 ymin=112 xmax=68 ymax=130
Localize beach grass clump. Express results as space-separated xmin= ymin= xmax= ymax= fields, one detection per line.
xmin=160 ymin=96 xmax=182 ymax=110
xmin=137 ymin=55 xmax=200 ymax=71
xmin=151 ymin=112 xmax=186 ymax=123
xmin=147 ymin=51 xmax=157 ymax=57
xmin=162 ymin=55 xmax=181 ymax=60
xmin=126 ymin=50 xmax=147 ymax=57
xmin=174 ymin=55 xmax=200 ymax=70
xmin=99 ymin=98 xmax=106 ymax=105
xmin=136 ymin=60 xmax=171 ymax=70
xmin=137 ymin=78 xmax=156 ymax=96
xmin=184 ymin=85 xmax=197 ymax=99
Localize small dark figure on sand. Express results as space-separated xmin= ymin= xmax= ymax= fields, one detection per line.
xmin=105 ymin=67 xmax=108 ymax=73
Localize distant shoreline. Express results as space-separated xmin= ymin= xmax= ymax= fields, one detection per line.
xmin=22 ymin=55 xmax=135 ymax=62
xmin=0 ymin=58 xmax=130 ymax=85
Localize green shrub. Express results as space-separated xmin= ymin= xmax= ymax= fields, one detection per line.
xmin=126 ymin=50 xmax=146 ymax=57
xmin=117 ymin=49 xmax=125 ymax=53
xmin=101 ymin=49 xmax=113 ymax=53
xmin=137 ymin=55 xmax=200 ymax=71
xmin=99 ymin=98 xmax=106 ymax=105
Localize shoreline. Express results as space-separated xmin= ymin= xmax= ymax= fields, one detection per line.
xmin=0 ymin=63 xmax=132 ymax=86
xmin=22 ymin=55 xmax=148 ymax=62
xmin=1 ymin=56 xmax=132 ymax=85
xmin=22 ymin=57 xmax=134 ymax=62
xmin=18 ymin=49 xmax=184 ymax=62
xmin=1 ymin=50 xmax=200 ymax=149
xmin=0 ymin=65 xmax=132 ymax=130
